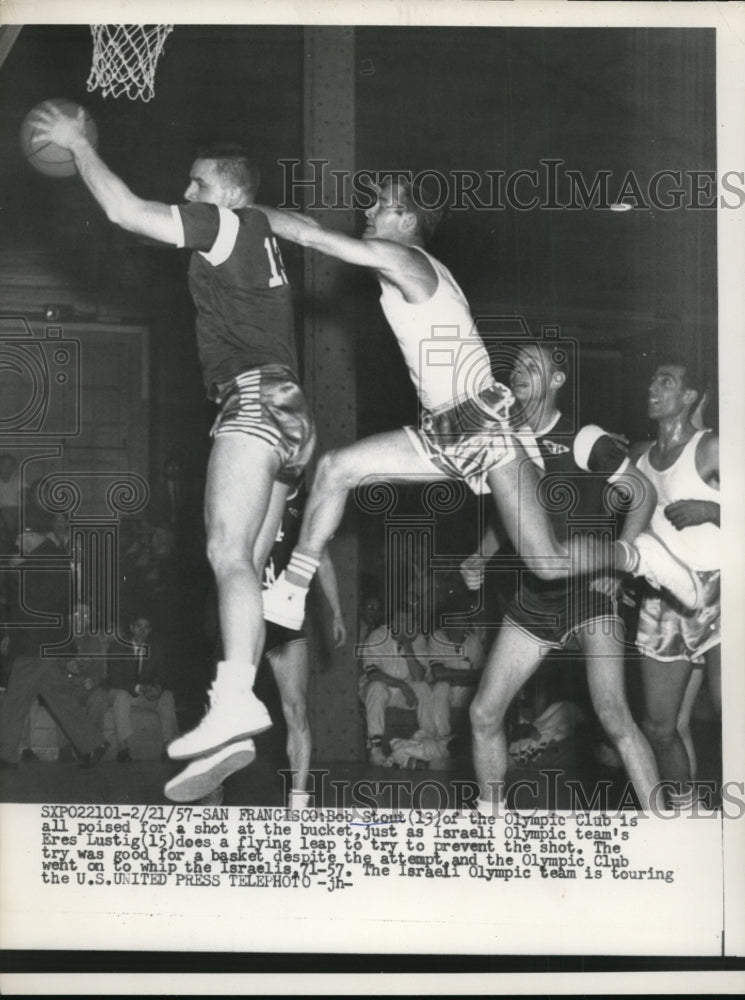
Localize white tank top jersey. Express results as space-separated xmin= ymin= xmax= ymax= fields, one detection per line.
xmin=636 ymin=429 xmax=720 ymax=571
xmin=378 ymin=247 xmax=495 ymax=411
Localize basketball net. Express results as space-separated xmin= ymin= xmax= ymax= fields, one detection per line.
xmin=87 ymin=25 xmax=174 ymax=102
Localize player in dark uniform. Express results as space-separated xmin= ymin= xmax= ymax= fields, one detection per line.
xmin=35 ymin=108 xmax=316 ymax=792
xmin=165 ymin=484 xmax=345 ymax=803
xmin=462 ymin=342 xmax=660 ymax=813
xmin=260 ymin=485 xmax=346 ymax=808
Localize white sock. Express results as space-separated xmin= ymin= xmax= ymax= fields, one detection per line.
xmin=285 ymin=551 xmax=320 ymax=589
xmin=215 ymin=660 xmax=257 ymax=692
xmin=288 ymin=789 xmax=310 ymax=808
xmin=668 ymin=787 xmax=697 ymax=811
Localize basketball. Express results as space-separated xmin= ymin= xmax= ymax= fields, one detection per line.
xmin=20 ymin=98 xmax=98 ymax=178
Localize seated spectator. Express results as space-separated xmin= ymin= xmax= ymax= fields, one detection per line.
xmin=357 ymin=605 xmax=445 ymax=766
xmin=0 ymin=454 xmax=24 ymax=554
xmin=0 ymin=529 xmax=107 ymax=768
xmin=427 ymin=623 xmax=487 ymax=741
xmin=358 ymin=593 xmax=383 ymax=643
xmin=104 ymin=615 xmax=178 ymax=762
xmin=64 ymin=601 xmax=109 ymax=746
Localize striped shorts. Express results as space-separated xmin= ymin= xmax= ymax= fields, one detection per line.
xmin=404 ymin=380 xmax=540 ymax=495
xmin=211 ymin=365 xmax=316 ymax=485
xmin=636 ymin=569 xmax=720 ymax=663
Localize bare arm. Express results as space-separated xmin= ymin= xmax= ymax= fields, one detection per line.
xmin=429 ymin=662 xmax=481 ymax=686
xmin=460 ymin=520 xmax=503 ymax=589
xmin=257 ymin=205 xmax=436 ymax=300
xmin=615 ymin=465 xmax=658 ymax=543
xmin=33 ymin=105 xmax=180 ymax=244
xmin=665 ymin=434 xmax=720 ymax=528
xmin=696 ymin=431 xmax=719 ymax=485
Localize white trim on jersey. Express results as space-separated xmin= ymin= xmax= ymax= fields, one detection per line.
xmin=170 ymin=204 xmax=185 ymax=248
xmin=199 ymin=207 xmax=240 ymax=266
xmin=573 ymin=423 xmax=605 ymax=470
xmin=607 ymin=456 xmax=631 ymax=484
xmin=572 ymin=423 xmax=630 ymax=483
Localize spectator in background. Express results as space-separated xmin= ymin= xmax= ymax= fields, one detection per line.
xmin=358 ymin=593 xmax=384 ymax=644
xmin=63 ymin=602 xmax=109 ymax=748
xmin=105 ymin=614 xmax=178 ymax=762
xmin=0 ymin=454 xmax=24 ymax=553
xmin=428 ymin=621 xmax=487 ymax=744
xmin=0 ymin=528 xmax=107 ymax=767
xmin=357 ymin=602 xmax=445 ymax=766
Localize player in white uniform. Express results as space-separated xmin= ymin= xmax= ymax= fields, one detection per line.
xmin=259 ymin=178 xmax=699 ymax=631
xmin=630 ymin=358 xmax=720 ymax=802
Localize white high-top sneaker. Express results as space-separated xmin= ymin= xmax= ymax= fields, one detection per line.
xmin=165 ymin=739 xmax=256 ymax=802
xmin=628 ymin=531 xmax=702 ymax=611
xmin=167 ymin=662 xmax=272 ymax=760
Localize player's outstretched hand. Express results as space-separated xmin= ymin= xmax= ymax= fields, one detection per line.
xmin=460 ymin=553 xmax=487 ymax=590
xmin=33 ymin=103 xmax=88 ymax=149
xmin=664 ymin=499 xmax=719 ymax=530
xmin=589 ymin=573 xmax=635 ymax=606
xmin=589 ymin=574 xmax=621 ymax=599
xmin=331 ymin=613 xmax=347 ymax=647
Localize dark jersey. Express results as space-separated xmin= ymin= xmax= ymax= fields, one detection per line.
xmin=262 ymin=485 xmax=305 ymax=591
xmin=519 ymin=413 xmax=629 ymax=603
xmin=174 ymin=203 xmax=299 ymax=397
xmin=535 ymin=412 xmax=629 ymax=540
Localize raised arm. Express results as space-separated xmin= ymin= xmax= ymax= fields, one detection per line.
xmin=257 ymin=205 xmax=436 ymax=300
xmin=33 ymin=104 xmax=180 ymax=245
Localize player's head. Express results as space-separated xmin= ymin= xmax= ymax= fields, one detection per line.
xmin=510 ymin=341 xmax=567 ymax=411
xmin=129 ymin=615 xmax=152 ymax=644
xmin=648 ymin=354 xmax=708 ymax=422
xmin=185 ymin=144 xmax=260 ymax=208
xmin=363 ymin=177 xmax=443 ymax=246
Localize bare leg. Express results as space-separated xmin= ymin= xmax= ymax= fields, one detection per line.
xmin=676 ymin=666 xmax=704 ymax=779
xmin=296 ymin=429 xmax=449 ymax=560
xmin=167 ymin=435 xmax=283 ymax=761
xmin=486 ymin=447 xmax=695 ymax=609
xmin=487 ymin=450 xmax=624 ymax=581
xmin=579 ymin=623 xmax=659 ymax=803
xmin=251 ymin=479 xmax=291 ymax=663
xmin=640 ymin=656 xmax=694 ymax=783
xmin=204 ymin=434 xmax=281 ymax=666
xmin=267 ymin=640 xmax=311 ymax=797
xmin=486 ymin=450 xmax=567 ymax=579
xmin=705 ymin=645 xmax=721 ymax=715
xmin=470 ymin=624 xmax=546 ymax=808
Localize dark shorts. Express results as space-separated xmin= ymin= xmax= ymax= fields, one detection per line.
xmin=263 ymin=621 xmax=307 ymax=659
xmin=636 ymin=569 xmax=720 ymax=663
xmin=211 ymin=365 xmax=316 ymax=486
xmin=403 ymin=382 xmax=541 ymax=496
xmin=504 ymin=575 xmax=623 ymax=649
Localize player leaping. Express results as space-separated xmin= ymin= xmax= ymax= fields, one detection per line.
xmin=260 ymin=177 xmax=700 ymax=630
xmin=34 ymin=104 xmax=316 ymax=786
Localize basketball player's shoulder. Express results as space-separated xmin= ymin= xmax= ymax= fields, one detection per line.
xmin=628 ymin=438 xmax=652 ymax=464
